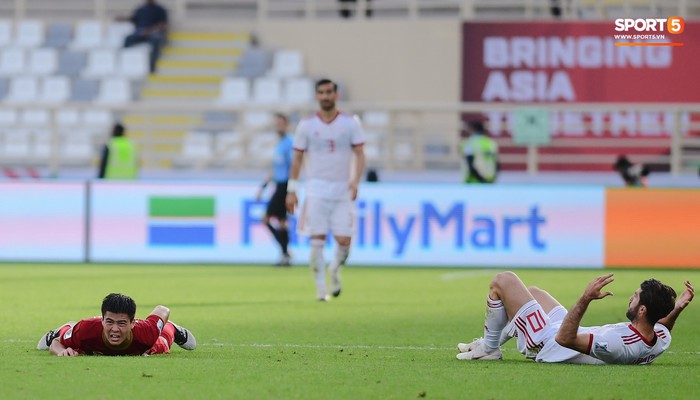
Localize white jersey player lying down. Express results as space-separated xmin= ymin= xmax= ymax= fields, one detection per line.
xmin=456 ymin=271 xmax=694 ymax=364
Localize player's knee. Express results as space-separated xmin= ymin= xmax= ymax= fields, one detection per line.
xmin=528 ymin=286 xmax=543 ymax=295
xmin=491 ymin=271 xmax=519 ymax=289
xmin=336 ymin=237 xmax=351 ymax=247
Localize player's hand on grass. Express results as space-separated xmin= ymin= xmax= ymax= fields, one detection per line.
xmin=676 ymin=280 xmax=694 ymax=310
xmin=286 ymin=192 xmax=298 ymax=214
xmin=582 ymin=273 xmax=614 ymax=302
xmin=57 ymin=347 xmax=79 ymax=357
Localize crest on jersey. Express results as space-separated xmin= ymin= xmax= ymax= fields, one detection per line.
xmin=63 ymin=327 xmax=73 ymax=340
xmin=594 ymin=342 xmax=609 ymax=353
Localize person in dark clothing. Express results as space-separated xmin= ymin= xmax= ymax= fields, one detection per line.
xmin=338 ymin=0 xmax=372 ymax=18
xmin=613 ymin=155 xmax=650 ymax=187
xmin=120 ymin=0 xmax=168 ymax=73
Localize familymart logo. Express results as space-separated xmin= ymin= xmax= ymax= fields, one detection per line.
xmin=613 ymin=16 xmax=685 ymax=46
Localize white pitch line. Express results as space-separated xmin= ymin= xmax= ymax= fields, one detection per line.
xmin=203 ymin=343 xmax=452 ymax=351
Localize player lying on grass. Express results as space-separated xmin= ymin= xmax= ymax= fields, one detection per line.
xmin=456 ymin=272 xmax=694 ymax=364
xmin=37 ymin=293 xmax=196 ymax=356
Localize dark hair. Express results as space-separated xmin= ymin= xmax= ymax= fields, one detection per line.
xmin=101 ymin=293 xmax=137 ymax=320
xmin=315 ymin=78 xmax=337 ymax=92
xmin=274 ymin=113 xmax=288 ymax=124
xmin=112 ymin=123 xmax=125 ymax=137
xmin=639 ymin=279 xmax=676 ymax=325
xmin=468 ymin=120 xmax=485 ymax=133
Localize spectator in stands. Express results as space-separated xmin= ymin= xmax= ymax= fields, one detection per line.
xmin=460 ymin=120 xmax=499 ymax=184
xmin=98 ymin=123 xmax=139 ymax=180
xmin=256 ymin=113 xmax=294 ymax=266
xmin=120 ymin=0 xmax=168 ymax=73
xmin=613 ymin=155 xmax=650 ymax=187
xmin=339 ymin=0 xmax=373 ymax=18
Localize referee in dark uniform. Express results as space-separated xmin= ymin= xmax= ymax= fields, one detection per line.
xmin=256 ymin=113 xmax=294 ymax=266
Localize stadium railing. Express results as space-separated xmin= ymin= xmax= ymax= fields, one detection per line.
xmin=1 ymin=102 xmax=699 ymax=178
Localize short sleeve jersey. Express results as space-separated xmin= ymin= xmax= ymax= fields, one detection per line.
xmin=585 ymin=322 xmax=671 ymax=364
xmin=272 ymin=134 xmax=294 ymax=183
xmin=293 ymin=111 xmax=365 ymax=199
xmin=59 ymin=315 xmax=164 ymax=356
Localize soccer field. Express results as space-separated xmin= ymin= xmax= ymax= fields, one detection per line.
xmin=1 ymin=264 xmax=698 ymax=399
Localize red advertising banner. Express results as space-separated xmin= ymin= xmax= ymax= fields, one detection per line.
xmin=462 ymin=21 xmax=700 ymax=103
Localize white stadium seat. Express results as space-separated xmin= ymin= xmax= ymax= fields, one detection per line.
xmin=0 ymin=20 xmax=12 ymax=47
xmin=60 ymin=130 xmax=93 ymax=164
xmin=4 ymin=77 xmax=39 ymax=103
xmin=1 ymin=129 xmax=31 ymax=160
xmin=83 ymin=49 xmax=117 ymax=77
xmin=118 ymin=46 xmax=150 ymax=78
xmin=55 ymin=109 xmax=81 ymax=127
xmin=216 ymin=77 xmax=250 ymax=105
xmin=95 ymin=78 xmax=131 ymax=104
xmin=180 ymin=132 xmax=213 ymax=163
xmin=284 ymin=77 xmax=314 ymax=104
xmin=215 ymin=132 xmax=244 ymax=163
xmin=28 ymin=48 xmax=59 ymax=75
xmin=0 ymin=48 xmax=26 ymax=76
xmin=39 ymin=76 xmax=71 ymax=104
xmin=82 ymin=109 xmax=113 ymax=128
xmin=243 ymin=111 xmax=273 ymax=129
xmin=70 ymin=20 xmax=103 ymax=50
xmin=20 ymin=108 xmax=50 ymax=127
xmin=0 ymin=109 xmax=18 ymax=126
xmin=14 ymin=20 xmax=44 ymax=48
xmin=269 ymin=50 xmax=303 ymax=78
xmin=252 ymin=77 xmax=282 ymax=104
xmin=105 ymin=22 xmax=133 ymax=48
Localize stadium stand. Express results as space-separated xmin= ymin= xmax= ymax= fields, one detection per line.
xmin=0 ymin=0 xmax=698 ymax=180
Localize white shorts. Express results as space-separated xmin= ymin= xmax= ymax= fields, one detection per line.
xmin=507 ymin=300 xmax=565 ymax=359
xmin=298 ymin=196 xmax=354 ymax=237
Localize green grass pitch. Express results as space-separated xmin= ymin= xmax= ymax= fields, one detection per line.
xmin=1 ymin=264 xmax=698 ymax=399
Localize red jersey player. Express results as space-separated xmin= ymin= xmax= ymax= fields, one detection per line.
xmin=37 ymin=293 xmax=196 ymax=356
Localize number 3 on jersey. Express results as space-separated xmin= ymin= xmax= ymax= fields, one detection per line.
xmin=327 ymin=139 xmax=335 ymax=153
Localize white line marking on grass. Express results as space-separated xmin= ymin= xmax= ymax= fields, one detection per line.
xmin=441 ymin=270 xmax=500 ymax=281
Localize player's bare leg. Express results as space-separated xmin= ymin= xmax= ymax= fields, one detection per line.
xmin=457 ymin=271 xmax=535 ymax=360
xmin=310 ymin=236 xmax=328 ymax=301
xmin=329 ymin=235 xmax=351 ymax=297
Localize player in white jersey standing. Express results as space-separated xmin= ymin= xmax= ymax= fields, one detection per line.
xmin=455 ymin=271 xmax=694 ymax=364
xmin=285 ymin=78 xmax=365 ymax=301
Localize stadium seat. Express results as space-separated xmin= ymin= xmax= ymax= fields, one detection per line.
xmin=31 ymin=130 xmax=51 ymax=161
xmin=105 ymin=22 xmax=133 ymax=48
xmin=60 ymin=130 xmax=93 ymax=164
xmin=216 ymin=77 xmax=250 ymax=105
xmin=20 ymin=109 xmax=50 ymax=127
xmin=44 ymin=23 xmax=72 ymax=48
xmin=0 ymin=20 xmax=11 ymax=47
xmin=363 ymin=111 xmax=390 ymax=127
xmin=28 ymin=48 xmax=59 ymax=75
xmin=71 ymin=79 xmax=98 ymax=102
xmin=83 ymin=49 xmax=117 ymax=78
xmin=269 ymin=50 xmax=303 ymax=78
xmin=0 ymin=108 xmax=18 ymax=126
xmin=235 ymin=48 xmax=271 ymax=78
xmin=118 ymin=46 xmax=150 ymax=78
xmin=1 ymin=129 xmax=31 ymax=161
xmin=4 ymin=77 xmax=39 ymax=103
xmin=82 ymin=109 xmax=113 ymax=128
xmin=14 ymin=20 xmax=44 ymax=48
xmin=0 ymin=49 xmax=26 ymax=76
xmin=283 ymin=77 xmax=314 ymax=104
xmin=246 ymin=131 xmax=277 ymax=165
xmin=58 ymin=51 xmax=87 ymax=77
xmin=55 ymin=109 xmax=81 ymax=127
xmin=180 ymin=132 xmax=213 ymax=164
xmin=214 ymin=131 xmax=244 ymax=165
xmin=95 ymin=78 xmax=131 ymax=104
xmin=243 ymin=111 xmax=273 ymax=129
xmin=69 ymin=20 xmax=103 ymax=50
xmin=252 ymin=77 xmax=282 ymax=104
xmin=38 ymin=76 xmax=71 ymax=104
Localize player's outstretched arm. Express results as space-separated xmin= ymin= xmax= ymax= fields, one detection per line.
xmin=658 ymin=280 xmax=694 ymax=331
xmin=556 ymin=274 xmax=614 ymax=353
xmin=49 ymin=338 xmax=79 ymax=356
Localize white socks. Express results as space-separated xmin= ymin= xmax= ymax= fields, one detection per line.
xmin=310 ymin=239 xmax=326 ymax=298
xmin=483 ymin=296 xmax=508 ymax=350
